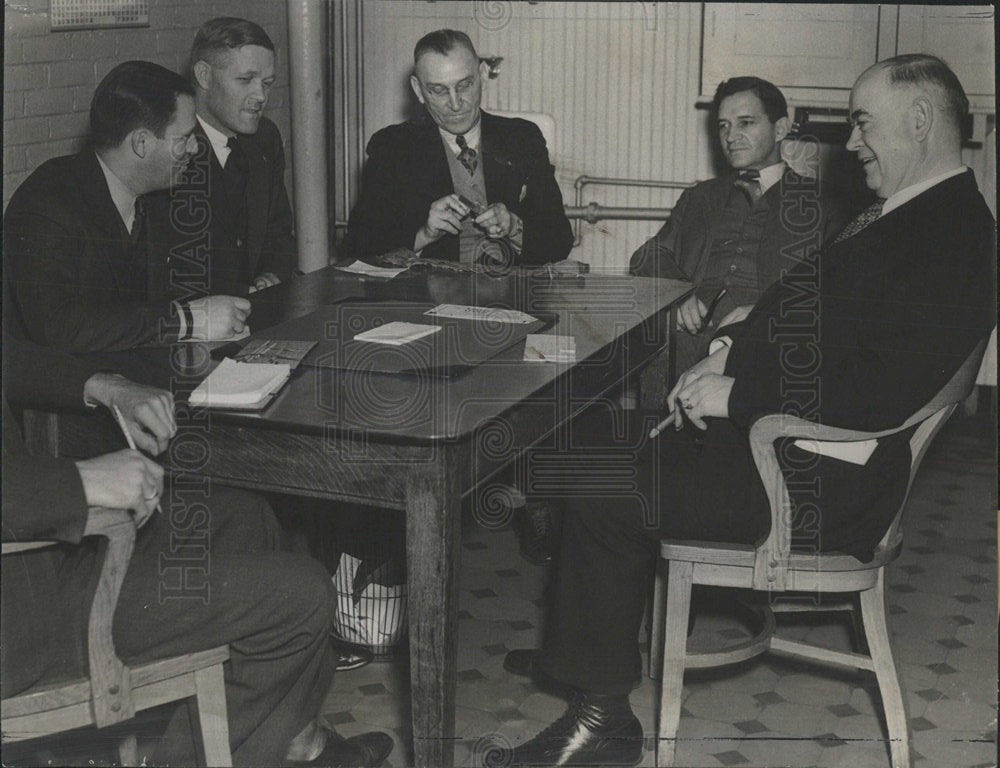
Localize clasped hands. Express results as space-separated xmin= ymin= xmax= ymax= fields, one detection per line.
xmin=419 ymin=194 xmax=520 ymax=247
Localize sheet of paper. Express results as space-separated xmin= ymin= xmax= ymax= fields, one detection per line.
xmin=353 ymin=322 xmax=442 ymax=346
xmin=523 ymin=334 xmax=576 ymax=363
xmin=425 ymin=304 xmax=537 ymax=324
xmin=189 ymin=358 xmax=290 ymax=407
xmin=793 ymin=439 xmax=878 ymax=466
xmin=335 ymin=261 xmax=409 ymax=279
xmin=180 ymin=327 xmax=250 ymax=342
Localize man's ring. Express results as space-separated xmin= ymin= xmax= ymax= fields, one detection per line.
xmin=682 ymin=399 xmax=693 ymax=410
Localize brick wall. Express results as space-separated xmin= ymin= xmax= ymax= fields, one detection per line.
xmin=3 ymin=0 xmax=293 ymax=209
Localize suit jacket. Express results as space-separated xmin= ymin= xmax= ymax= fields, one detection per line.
xmin=629 ymin=167 xmax=851 ymax=372
xmin=342 ymin=111 xmax=573 ymax=265
xmin=4 ymin=151 xmax=182 ymax=352
xmin=718 ymin=169 xmax=995 ymax=558
xmin=1 ymin=338 xmax=106 ymax=696
xmin=148 ymin=117 xmax=297 ymax=297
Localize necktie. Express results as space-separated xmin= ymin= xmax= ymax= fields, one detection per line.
xmin=129 ymin=195 xmax=147 ymax=246
xmin=832 ymin=199 xmax=885 ymax=244
xmin=455 ymin=133 xmax=477 ymax=176
xmin=733 ymin=168 xmax=763 ymax=205
xmin=224 ymin=135 xmax=248 ymax=194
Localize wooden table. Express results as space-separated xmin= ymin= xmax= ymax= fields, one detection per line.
xmin=27 ymin=266 xmax=690 ymax=767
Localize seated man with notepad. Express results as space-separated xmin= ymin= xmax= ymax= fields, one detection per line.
xmin=2 ymin=336 xmax=393 ymax=767
xmin=5 ymin=61 xmax=252 ymax=352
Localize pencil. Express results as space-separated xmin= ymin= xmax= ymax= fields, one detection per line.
xmin=112 ymin=405 xmax=163 ymax=516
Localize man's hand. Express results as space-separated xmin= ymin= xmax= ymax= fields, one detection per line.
xmin=717 ymin=303 xmax=754 ymax=330
xmin=84 ymin=373 xmax=175 ymax=455
xmin=187 ymin=295 xmax=252 ymax=341
xmin=415 ymin=194 xmax=469 ymax=250
xmin=249 ymin=272 xmax=281 ymax=293
xmin=666 ymin=373 xmax=734 ymax=431
xmin=474 ymin=203 xmax=518 ymax=240
xmin=666 ymin=346 xmax=731 ymax=430
xmin=676 ymin=294 xmax=709 ymax=334
xmin=76 ymin=449 xmax=163 ymax=528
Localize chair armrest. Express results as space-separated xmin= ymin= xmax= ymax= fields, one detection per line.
xmin=2 ymin=509 xmax=135 ymax=555
xmin=83 ymin=508 xmax=138 ymax=727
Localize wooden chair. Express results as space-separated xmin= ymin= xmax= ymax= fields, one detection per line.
xmin=650 ymin=340 xmax=987 ymax=768
xmin=2 ymin=508 xmax=232 ymax=767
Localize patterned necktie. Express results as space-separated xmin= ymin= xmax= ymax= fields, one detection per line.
xmin=832 ymin=199 xmax=885 ymax=244
xmin=455 ymin=133 xmax=477 ymax=176
xmin=733 ymin=168 xmax=763 ymax=205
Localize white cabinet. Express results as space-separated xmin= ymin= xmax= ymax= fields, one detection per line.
xmin=701 ymin=4 xmax=995 ymax=111
xmin=896 ymin=5 xmax=995 ymax=112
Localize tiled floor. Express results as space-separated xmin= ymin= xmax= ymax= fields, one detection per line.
xmin=325 ymin=413 xmax=997 ymax=768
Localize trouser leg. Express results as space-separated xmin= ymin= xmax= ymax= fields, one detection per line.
xmin=113 ymin=487 xmax=336 ymax=767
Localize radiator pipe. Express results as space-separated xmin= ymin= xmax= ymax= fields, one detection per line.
xmin=288 ymin=0 xmax=330 ymax=272
xmin=573 ymin=175 xmax=693 ymax=245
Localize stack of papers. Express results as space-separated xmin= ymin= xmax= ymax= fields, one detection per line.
xmin=524 ymin=334 xmax=576 ymax=363
xmin=189 ymin=358 xmax=291 ymax=409
xmin=354 ymin=322 xmax=441 ymax=346
xmin=335 ymin=261 xmax=409 ymax=279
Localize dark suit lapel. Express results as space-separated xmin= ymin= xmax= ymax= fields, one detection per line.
xmin=72 ymin=151 xmax=131 ymax=295
xmin=411 ymin=116 xmax=454 ymax=203
xmin=479 ymin=112 xmax=521 ymax=206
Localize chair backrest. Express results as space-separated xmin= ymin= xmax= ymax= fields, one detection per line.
xmin=2 ymin=508 xmax=137 ymax=728
xmin=748 ymin=337 xmax=988 ymax=591
xmin=487 ymin=110 xmax=557 ymax=151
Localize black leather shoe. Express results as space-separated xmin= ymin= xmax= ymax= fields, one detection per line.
xmin=510 ymin=690 xmax=644 ymax=766
xmin=503 ymin=648 xmax=538 ymax=678
xmin=299 ymin=729 xmax=393 ymax=767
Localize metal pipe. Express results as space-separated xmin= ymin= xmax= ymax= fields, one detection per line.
xmin=564 ymin=205 xmax=673 ymax=223
xmin=354 ymin=0 xmax=365 ymax=185
xmin=288 ymin=0 xmax=330 ymax=272
xmin=340 ymin=0 xmax=351 ymax=226
xmin=573 ymin=174 xmax=694 ymax=245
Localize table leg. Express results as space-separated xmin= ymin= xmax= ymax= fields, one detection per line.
xmin=405 ymin=448 xmax=463 ymax=768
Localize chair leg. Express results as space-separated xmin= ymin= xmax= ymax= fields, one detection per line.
xmin=649 ymin=558 xmax=667 ymax=679
xmin=194 ymin=664 xmax=233 ymax=768
xmin=657 ymin=560 xmax=693 ymax=767
xmin=859 ymin=571 xmax=911 ymax=768
xmin=118 ymin=733 xmax=138 ymax=767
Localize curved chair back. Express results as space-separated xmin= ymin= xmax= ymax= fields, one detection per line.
xmin=748 ymin=337 xmax=988 ymax=591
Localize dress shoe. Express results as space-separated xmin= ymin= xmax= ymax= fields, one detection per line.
xmin=510 ymin=690 xmax=644 ymax=766
xmin=512 ymin=502 xmax=556 ymax=566
xmin=503 ymin=648 xmax=538 ymax=678
xmin=292 ymin=728 xmax=393 ymax=767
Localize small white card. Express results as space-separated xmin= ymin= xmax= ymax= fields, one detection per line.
xmin=354 ymin=322 xmax=441 ymax=346
xmin=524 ymin=334 xmax=576 ymax=363
xmin=336 ymin=261 xmax=408 ymax=279
xmin=425 ymin=304 xmax=537 ymax=324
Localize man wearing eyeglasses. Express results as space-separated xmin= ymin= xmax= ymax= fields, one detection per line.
xmin=343 ymin=29 xmax=573 ymax=267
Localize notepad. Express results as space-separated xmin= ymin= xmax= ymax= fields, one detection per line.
xmin=353 ymin=322 xmax=442 ymax=346
xmin=523 ymin=334 xmax=576 ymax=363
xmin=189 ymin=358 xmax=291 ymax=409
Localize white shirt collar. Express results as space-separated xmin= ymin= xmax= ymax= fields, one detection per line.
xmin=197 ymin=114 xmax=235 ymax=166
xmin=95 ymin=152 xmax=138 ymax=232
xmin=756 ymin=161 xmax=786 ymax=195
xmin=439 ymin=113 xmax=482 ymax=156
xmin=881 ymin=166 xmax=967 ymax=217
